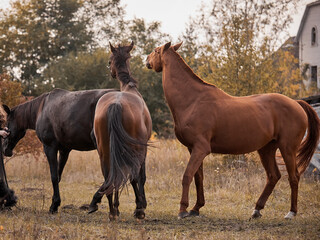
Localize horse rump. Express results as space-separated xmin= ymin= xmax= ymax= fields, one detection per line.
xmin=100 ymin=102 xmax=147 ymax=195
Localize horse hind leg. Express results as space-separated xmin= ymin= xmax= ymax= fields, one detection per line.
xmin=88 ymin=190 xmax=103 ymax=214
xmin=108 ymin=191 xmax=120 ymax=221
xmin=280 ymin=148 xmax=300 ymax=219
xmin=58 ymin=149 xmax=70 ymax=182
xmin=252 ymin=142 xmax=281 ymax=219
xmin=131 ymin=179 xmax=145 ymax=219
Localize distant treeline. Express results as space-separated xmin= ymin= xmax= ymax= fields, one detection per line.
xmin=0 ymin=0 xmax=312 ymax=137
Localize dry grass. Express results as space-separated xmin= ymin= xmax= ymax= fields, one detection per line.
xmin=0 ymin=139 xmax=319 ymax=240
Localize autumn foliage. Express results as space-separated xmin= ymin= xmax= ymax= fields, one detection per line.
xmin=0 ymin=73 xmax=43 ymax=159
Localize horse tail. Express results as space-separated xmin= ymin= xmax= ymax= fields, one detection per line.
xmin=100 ymin=102 xmax=147 ymax=195
xmin=296 ymin=100 xmax=320 ymax=174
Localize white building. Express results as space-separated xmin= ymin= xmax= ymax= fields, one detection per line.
xmin=295 ymin=0 xmax=320 ymax=88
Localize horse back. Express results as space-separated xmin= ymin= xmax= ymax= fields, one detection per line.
xmin=36 ymin=88 xmax=117 ymax=150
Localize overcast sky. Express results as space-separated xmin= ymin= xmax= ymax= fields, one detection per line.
xmin=0 ymin=0 xmax=314 ymax=41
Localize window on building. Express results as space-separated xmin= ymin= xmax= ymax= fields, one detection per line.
xmin=311 ymin=66 xmax=317 ymax=82
xmin=311 ymin=27 xmax=317 ymax=45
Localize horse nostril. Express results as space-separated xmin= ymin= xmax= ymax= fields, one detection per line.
xmin=146 ymin=62 xmax=151 ymax=69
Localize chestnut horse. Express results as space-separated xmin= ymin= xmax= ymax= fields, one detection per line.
xmin=89 ymin=42 xmax=152 ymax=220
xmin=146 ymin=42 xmax=320 ymax=219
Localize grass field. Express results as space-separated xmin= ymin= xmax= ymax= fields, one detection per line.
xmin=0 ymin=139 xmax=319 ymax=239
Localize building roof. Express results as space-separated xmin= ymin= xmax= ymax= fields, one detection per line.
xmin=302 ymin=94 xmax=320 ymax=104
xmin=294 ymin=0 xmax=320 ymax=43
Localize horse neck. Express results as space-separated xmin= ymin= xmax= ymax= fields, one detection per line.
xmin=13 ymin=95 xmax=45 ymax=130
xmin=117 ymin=71 xmax=141 ymax=97
xmin=161 ymin=50 xmax=228 ymax=111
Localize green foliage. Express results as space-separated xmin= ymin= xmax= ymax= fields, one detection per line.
xmin=130 ymin=56 xmax=173 ymax=137
xmin=0 ymin=0 xmax=125 ymax=95
xmin=0 ymin=0 xmax=309 ymax=138
xmin=124 ymin=18 xmax=170 ymax=56
xmin=122 ymin=19 xmax=173 ymax=137
xmin=0 ymin=0 xmax=92 ymax=94
xmin=37 ymin=48 xmax=117 ymax=93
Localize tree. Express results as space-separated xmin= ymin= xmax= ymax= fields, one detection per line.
xmin=77 ymin=0 xmax=125 ymax=48
xmin=123 ymin=18 xmax=173 ymax=137
xmin=0 ymin=0 xmax=125 ymax=95
xmin=36 ymin=48 xmax=117 ymax=93
xmin=181 ymin=0 xmax=301 ymax=97
xmin=0 ymin=73 xmax=23 ymax=107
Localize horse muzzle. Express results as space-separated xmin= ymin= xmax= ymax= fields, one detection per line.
xmin=3 ymin=148 xmax=13 ymax=157
xmin=145 ymin=59 xmax=152 ymax=69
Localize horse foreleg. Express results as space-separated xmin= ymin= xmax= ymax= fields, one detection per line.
xmin=58 ymin=149 xmax=70 ymax=182
xmin=179 ymin=144 xmax=210 ymax=219
xmin=253 ymin=143 xmax=280 ymax=219
xmin=43 ymin=144 xmax=61 ymax=214
xmin=189 ymin=162 xmax=205 ymax=216
xmin=139 ymin=160 xmax=147 ymax=209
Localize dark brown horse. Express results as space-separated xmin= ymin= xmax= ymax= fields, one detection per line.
xmin=2 ymin=88 xmax=117 ymax=213
xmin=89 ymin=42 xmax=152 ymax=220
xmin=146 ymin=42 xmax=320 ymax=219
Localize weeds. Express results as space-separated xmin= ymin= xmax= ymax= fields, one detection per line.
xmin=0 ymin=139 xmax=319 ymax=239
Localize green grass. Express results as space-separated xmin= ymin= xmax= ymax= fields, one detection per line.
xmin=0 ymin=139 xmax=319 ymax=239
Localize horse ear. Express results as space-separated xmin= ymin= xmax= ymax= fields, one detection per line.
xmin=163 ymin=42 xmax=171 ymax=52
xmin=109 ymin=42 xmax=116 ymax=53
xmin=173 ymin=42 xmax=183 ymax=51
xmin=2 ymin=104 xmax=10 ymax=115
xmin=126 ymin=41 xmax=134 ymax=53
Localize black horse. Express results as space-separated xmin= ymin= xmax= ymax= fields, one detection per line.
xmin=2 ymin=88 xmax=118 ymax=213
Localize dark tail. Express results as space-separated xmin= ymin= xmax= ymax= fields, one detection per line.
xmin=296 ymin=100 xmax=320 ymax=174
xmin=100 ymin=102 xmax=147 ymax=195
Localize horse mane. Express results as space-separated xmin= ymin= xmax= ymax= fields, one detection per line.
xmin=114 ymin=47 xmax=137 ymax=87
xmin=170 ymin=49 xmax=217 ymax=88
xmin=117 ymin=72 xmax=137 ymax=87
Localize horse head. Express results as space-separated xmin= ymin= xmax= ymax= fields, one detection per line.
xmin=146 ymin=42 xmax=183 ymax=72
xmin=2 ymin=105 xmax=26 ymax=157
xmin=109 ymin=41 xmax=134 ymax=79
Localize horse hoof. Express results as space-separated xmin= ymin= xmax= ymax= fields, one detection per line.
xmin=134 ymin=209 xmax=145 ymax=219
xmin=189 ymin=210 xmax=200 ymax=217
xmin=49 ymin=208 xmax=58 ymax=214
xmin=4 ymin=190 xmax=18 ymax=207
xmin=88 ymin=205 xmax=98 ymax=214
xmin=178 ymin=211 xmax=189 ymax=219
xmin=109 ymin=213 xmax=118 ymax=221
xmin=251 ymin=209 xmax=262 ymax=219
xmin=284 ymin=211 xmax=296 ymax=219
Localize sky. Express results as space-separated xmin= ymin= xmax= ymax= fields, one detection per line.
xmin=0 ymin=0 xmax=314 ymax=41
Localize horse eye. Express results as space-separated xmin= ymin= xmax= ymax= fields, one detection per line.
xmin=108 ymin=61 xmax=111 ymax=65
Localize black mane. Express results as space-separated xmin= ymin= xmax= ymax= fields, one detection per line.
xmin=112 ymin=46 xmax=137 ymax=86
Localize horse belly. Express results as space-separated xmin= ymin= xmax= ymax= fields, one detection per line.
xmin=211 ymin=136 xmax=270 ymax=154
xmin=210 ymin=122 xmax=274 ymax=154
